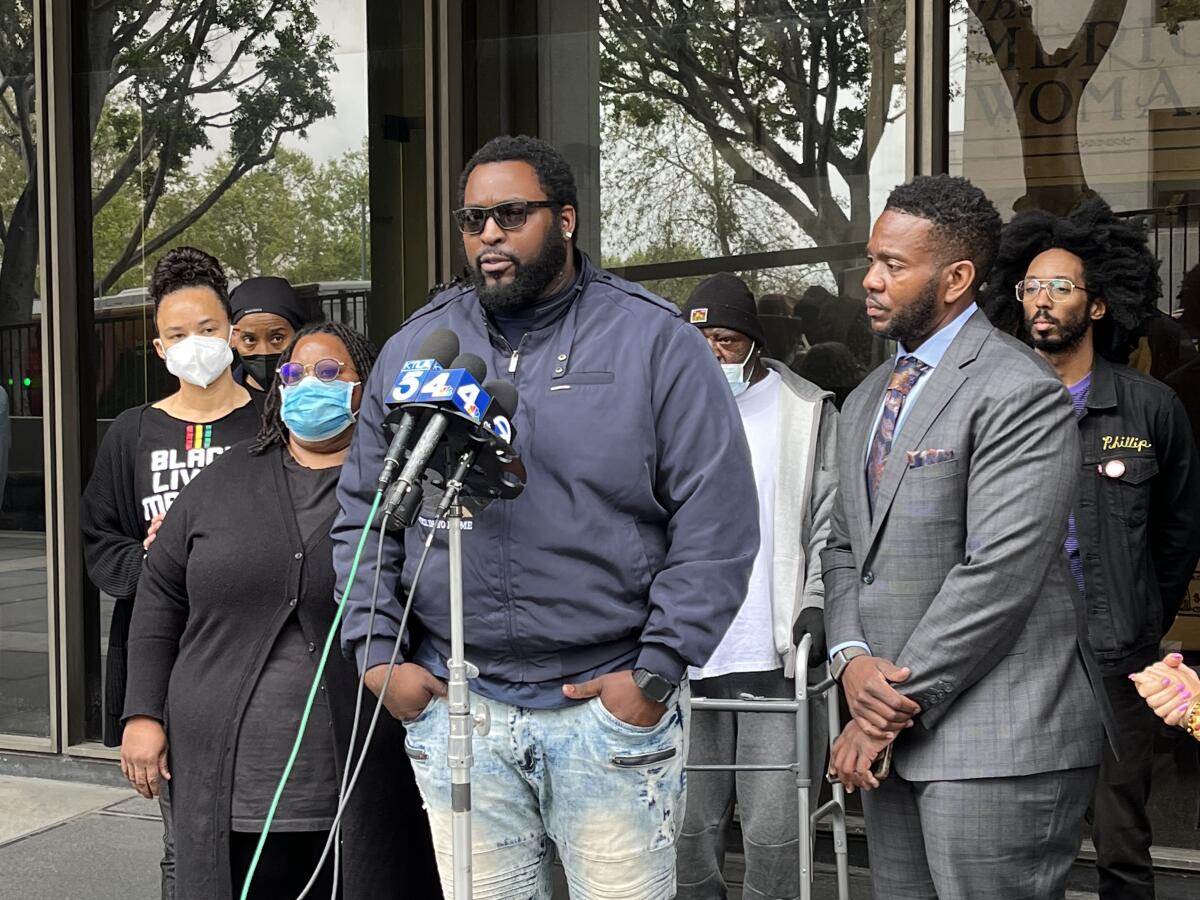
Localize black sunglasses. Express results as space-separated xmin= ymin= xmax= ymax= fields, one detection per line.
xmin=452 ymin=201 xmax=560 ymax=235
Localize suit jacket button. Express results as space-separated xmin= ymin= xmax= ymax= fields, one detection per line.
xmin=862 ymin=572 xmax=875 ymax=585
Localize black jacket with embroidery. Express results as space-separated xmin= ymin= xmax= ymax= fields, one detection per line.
xmin=1073 ymin=355 xmax=1200 ymax=674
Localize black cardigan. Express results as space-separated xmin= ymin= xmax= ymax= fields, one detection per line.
xmin=82 ymin=406 xmax=164 ymax=746
xmin=124 ymin=443 xmax=438 ymax=900
xmin=80 ymin=402 xmax=261 ymax=745
xmin=81 ymin=406 xmax=157 ymax=601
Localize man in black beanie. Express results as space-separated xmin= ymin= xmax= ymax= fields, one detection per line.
xmin=677 ymin=273 xmax=840 ymax=900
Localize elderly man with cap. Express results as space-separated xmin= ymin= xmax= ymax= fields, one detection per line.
xmin=676 ymin=273 xmax=839 ymax=900
xmin=230 ymin=276 xmax=310 ymax=405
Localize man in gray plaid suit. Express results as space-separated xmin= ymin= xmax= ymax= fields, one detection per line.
xmin=823 ymin=175 xmax=1108 ymax=900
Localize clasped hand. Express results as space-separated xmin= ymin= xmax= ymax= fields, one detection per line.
xmin=1130 ymin=653 xmax=1200 ymax=728
xmin=828 ymin=655 xmax=921 ymax=792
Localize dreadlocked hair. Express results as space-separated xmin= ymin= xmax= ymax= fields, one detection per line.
xmin=249 ymin=320 xmax=379 ymax=455
xmin=981 ymin=196 xmax=1161 ymax=362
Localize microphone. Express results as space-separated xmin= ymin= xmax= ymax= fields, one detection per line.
xmin=480 ymin=379 xmax=518 ymax=441
xmin=383 ymin=352 xmax=488 ymax=522
xmin=431 ymin=379 xmax=520 ymax=520
xmin=377 ymin=329 xmax=459 ymax=490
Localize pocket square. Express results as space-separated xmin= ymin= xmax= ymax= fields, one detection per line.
xmin=907 ymin=448 xmax=955 ymax=468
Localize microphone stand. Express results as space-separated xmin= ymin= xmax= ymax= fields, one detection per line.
xmin=437 ymin=453 xmax=491 ymax=900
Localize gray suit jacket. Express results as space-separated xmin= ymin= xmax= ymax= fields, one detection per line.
xmin=822 ymin=310 xmax=1106 ymax=781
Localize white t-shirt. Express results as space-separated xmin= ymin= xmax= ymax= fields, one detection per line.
xmin=689 ymin=368 xmax=782 ymax=680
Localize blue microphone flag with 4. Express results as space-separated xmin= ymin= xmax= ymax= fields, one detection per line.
xmin=396 ymin=367 xmax=493 ymax=426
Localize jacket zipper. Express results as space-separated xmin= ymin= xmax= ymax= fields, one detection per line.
xmin=495 ymin=332 xmax=527 ymax=667
xmin=507 ymin=333 xmax=529 ymax=374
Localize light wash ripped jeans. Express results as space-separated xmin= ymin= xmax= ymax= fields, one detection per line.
xmin=403 ymin=683 xmax=690 ymax=900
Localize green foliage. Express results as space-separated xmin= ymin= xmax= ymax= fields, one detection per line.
xmin=87 ymin=0 xmax=338 ymax=297
xmin=98 ymin=143 xmax=369 ymax=294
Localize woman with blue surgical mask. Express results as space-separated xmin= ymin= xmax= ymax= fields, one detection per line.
xmin=120 ymin=321 xmax=439 ymax=900
xmin=81 ymin=247 xmax=260 ymax=897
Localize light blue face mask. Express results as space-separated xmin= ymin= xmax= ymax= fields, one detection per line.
xmin=279 ymin=376 xmax=359 ymax=442
xmin=721 ymin=342 xmax=755 ymax=397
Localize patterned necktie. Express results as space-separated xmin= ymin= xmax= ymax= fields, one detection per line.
xmin=866 ymin=355 xmax=930 ymax=511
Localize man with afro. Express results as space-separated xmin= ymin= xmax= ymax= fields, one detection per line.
xmin=984 ymin=196 xmax=1200 ymax=900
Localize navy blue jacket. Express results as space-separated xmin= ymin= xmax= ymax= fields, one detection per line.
xmin=333 ymin=257 xmax=758 ymax=707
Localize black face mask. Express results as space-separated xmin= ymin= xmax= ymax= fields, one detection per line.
xmin=238 ymin=352 xmax=281 ymax=390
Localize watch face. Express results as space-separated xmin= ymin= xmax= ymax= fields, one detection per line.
xmin=636 ymin=670 xmax=673 ymax=703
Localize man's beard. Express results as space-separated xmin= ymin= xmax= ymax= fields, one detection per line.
xmin=878 ymin=278 xmax=940 ymax=346
xmin=470 ymin=234 xmax=567 ymax=314
xmin=1025 ymin=307 xmax=1092 ymax=354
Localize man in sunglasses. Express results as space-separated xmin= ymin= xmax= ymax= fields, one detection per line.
xmin=333 ymin=134 xmax=758 ymax=899
xmin=984 ymin=196 xmax=1200 ymax=900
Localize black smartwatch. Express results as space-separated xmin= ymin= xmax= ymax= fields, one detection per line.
xmin=633 ymin=668 xmax=674 ymax=704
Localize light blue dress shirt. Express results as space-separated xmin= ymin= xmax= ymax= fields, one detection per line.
xmin=830 ymin=302 xmax=978 ymax=661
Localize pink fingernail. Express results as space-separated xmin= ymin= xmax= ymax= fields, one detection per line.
xmin=1163 ymin=677 xmax=1172 ymax=686
xmin=1184 ymin=691 xmax=1193 ymax=700
xmin=1128 ymin=673 xmax=1137 ymax=680
xmin=1170 ymin=653 xmax=1184 ymax=660
xmin=1178 ymin=684 xmax=1188 ymax=693
xmin=1179 ymin=703 xmax=1190 ymax=713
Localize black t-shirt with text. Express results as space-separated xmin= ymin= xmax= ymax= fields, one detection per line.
xmin=134 ymin=402 xmax=260 ymax=526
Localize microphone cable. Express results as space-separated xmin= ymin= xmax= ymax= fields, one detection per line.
xmin=237 ymin=490 xmax=384 ymax=900
xmin=327 ymin=517 xmax=387 ymax=897
xmin=293 ymin=510 xmax=446 ymax=900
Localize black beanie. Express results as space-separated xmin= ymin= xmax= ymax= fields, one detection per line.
xmin=230 ymin=276 xmax=307 ymax=330
xmin=681 ymin=273 xmax=767 ymax=348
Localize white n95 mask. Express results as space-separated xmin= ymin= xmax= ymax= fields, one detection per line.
xmin=162 ymin=331 xmax=234 ymax=388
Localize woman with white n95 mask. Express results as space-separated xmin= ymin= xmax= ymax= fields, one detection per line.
xmin=81 ymin=247 xmax=259 ymax=899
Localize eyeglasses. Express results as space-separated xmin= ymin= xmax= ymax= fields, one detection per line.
xmin=1015 ymin=277 xmax=1093 ymax=303
xmin=452 ymin=201 xmax=560 ymax=235
xmin=278 ymin=358 xmax=346 ymax=386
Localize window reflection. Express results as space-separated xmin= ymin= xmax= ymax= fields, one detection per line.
xmin=952 ymin=1 xmax=1200 ymax=856
xmin=0 ymin=1 xmax=49 ymax=739
xmin=596 ymin=1 xmax=907 ymax=394
xmin=80 ymin=0 xmax=371 ymax=741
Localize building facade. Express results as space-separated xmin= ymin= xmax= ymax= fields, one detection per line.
xmin=2 ymin=0 xmax=1199 ymax=870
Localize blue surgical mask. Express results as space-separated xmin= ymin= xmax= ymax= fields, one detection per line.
xmin=721 ymin=343 xmax=755 ymax=397
xmin=279 ymin=376 xmax=359 ymax=442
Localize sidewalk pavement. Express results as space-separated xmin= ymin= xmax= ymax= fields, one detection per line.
xmin=3 ymin=771 xmax=1191 ymax=900
xmin=0 ymin=773 xmax=876 ymax=899
xmin=0 ymin=774 xmax=162 ymax=899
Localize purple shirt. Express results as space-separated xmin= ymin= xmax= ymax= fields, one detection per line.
xmin=1065 ymin=373 xmax=1092 ymax=598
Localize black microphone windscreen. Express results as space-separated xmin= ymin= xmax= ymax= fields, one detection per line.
xmin=451 ymin=352 xmax=488 ymax=382
xmin=415 ymin=329 xmax=460 ymax=368
xmin=483 ymin=379 xmax=518 ymax=416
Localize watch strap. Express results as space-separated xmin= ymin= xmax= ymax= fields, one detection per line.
xmin=831 ymin=646 xmax=869 ymax=682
